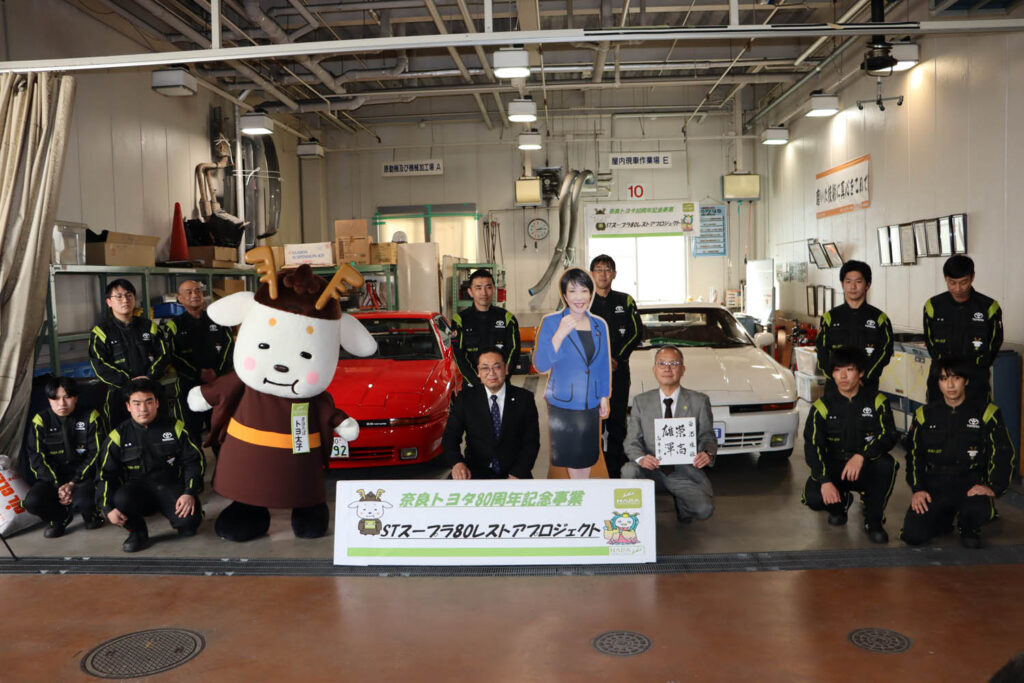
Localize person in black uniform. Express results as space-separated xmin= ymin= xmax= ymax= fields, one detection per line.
xmin=22 ymin=376 xmax=104 ymax=537
xmin=89 ymin=279 xmax=170 ymax=429
xmin=815 ymin=260 xmax=893 ymax=393
xmin=900 ymin=357 xmax=1016 ymax=549
xmin=97 ymin=378 xmax=204 ymax=553
xmin=451 ymin=269 xmax=520 ymax=388
xmin=589 ymin=254 xmax=643 ymax=477
xmin=162 ymin=279 xmax=234 ymax=449
xmin=923 ymin=255 xmax=1003 ymax=402
xmin=802 ymin=348 xmax=899 ymax=543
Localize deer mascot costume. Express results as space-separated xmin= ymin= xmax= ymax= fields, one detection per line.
xmin=188 ymin=246 xmax=377 ymax=542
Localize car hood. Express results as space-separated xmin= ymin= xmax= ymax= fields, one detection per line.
xmin=331 ymin=360 xmax=448 ymax=413
xmin=629 ymin=346 xmax=796 ymax=404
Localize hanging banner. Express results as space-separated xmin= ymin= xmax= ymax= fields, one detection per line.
xmin=382 ymin=160 xmax=444 ymax=176
xmin=334 ymin=479 xmax=657 ymax=566
xmin=608 ymin=153 xmax=673 ymax=169
xmin=693 ymin=204 xmax=727 ymax=257
xmin=586 ymin=201 xmax=698 ymax=237
xmin=815 ymin=154 xmax=870 ymax=219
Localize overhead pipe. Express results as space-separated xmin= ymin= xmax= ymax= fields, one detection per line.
xmin=591 ymin=0 xmax=614 ymax=83
xmin=793 ymin=0 xmax=870 ymax=67
xmin=563 ymin=169 xmax=593 ymax=264
xmin=337 ymin=53 xmax=409 ymax=84
xmin=529 ymin=171 xmax=578 ymax=297
xmin=262 ymin=94 xmax=416 ymax=113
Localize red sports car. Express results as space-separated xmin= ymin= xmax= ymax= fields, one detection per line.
xmin=326 ymin=311 xmax=460 ymax=468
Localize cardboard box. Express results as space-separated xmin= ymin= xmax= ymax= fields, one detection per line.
xmin=285 ymin=242 xmax=335 ymax=267
xmin=213 ymin=277 xmax=247 ymax=299
xmin=337 ymin=236 xmax=371 ymax=265
xmin=370 ymin=242 xmax=399 ymax=265
xmin=86 ymin=232 xmax=160 ymax=266
xmin=335 ymin=219 xmax=369 ymax=240
xmin=190 ymin=245 xmax=237 ymax=267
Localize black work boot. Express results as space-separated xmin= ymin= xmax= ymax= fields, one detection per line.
xmin=827 ymin=491 xmax=854 ymax=526
xmin=864 ymin=518 xmax=889 ymax=544
xmin=960 ymin=528 xmax=982 ymax=549
xmin=44 ymin=505 xmax=75 ymax=538
xmin=122 ymin=521 xmax=151 ymax=553
xmin=83 ymin=508 xmax=104 ymax=530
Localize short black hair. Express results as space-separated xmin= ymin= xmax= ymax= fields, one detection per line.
xmin=942 ymin=254 xmax=975 ymax=279
xmin=935 ymin=356 xmax=972 ymax=380
xmin=839 ymin=260 xmax=872 ymax=285
xmin=122 ymin=377 xmax=161 ymax=402
xmin=468 ymin=269 xmax=494 ymax=286
xmin=476 ymin=347 xmax=506 ymax=365
xmin=44 ymin=375 xmax=79 ymax=400
xmin=105 ymin=278 xmax=137 ymax=298
xmin=589 ymin=254 xmax=616 ymax=271
xmin=559 ymin=268 xmax=593 ymax=297
xmin=829 ymin=348 xmax=866 ymax=373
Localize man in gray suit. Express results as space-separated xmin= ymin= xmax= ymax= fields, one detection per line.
xmin=622 ymin=345 xmax=716 ymax=523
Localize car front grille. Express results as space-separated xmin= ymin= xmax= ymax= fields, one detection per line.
xmin=347 ymin=446 xmax=396 ymax=459
xmin=722 ymin=431 xmax=765 ymax=448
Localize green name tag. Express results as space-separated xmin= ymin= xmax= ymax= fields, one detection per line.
xmin=291 ymin=403 xmax=310 ymax=454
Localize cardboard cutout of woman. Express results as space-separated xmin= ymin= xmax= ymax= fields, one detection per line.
xmin=533 ymin=268 xmax=612 ymax=479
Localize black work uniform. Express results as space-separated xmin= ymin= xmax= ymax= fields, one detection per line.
xmin=22 ymin=406 xmax=102 ymax=524
xmin=451 ymin=305 xmax=520 ymax=386
xmin=815 ymin=302 xmax=893 ymax=393
xmin=97 ymin=416 xmax=204 ymax=533
xmin=802 ymin=384 xmax=899 ymax=523
xmin=590 ymin=290 xmax=643 ymax=477
xmin=900 ymin=399 xmax=1016 ymax=544
xmin=163 ymin=310 xmax=233 ymax=448
xmin=923 ymin=289 xmax=1002 ymax=401
xmin=89 ymin=314 xmax=171 ymax=429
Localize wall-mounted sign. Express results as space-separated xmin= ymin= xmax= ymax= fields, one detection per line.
xmin=334 ymin=480 xmax=657 ymax=566
xmin=382 ymin=160 xmax=444 ymax=176
xmin=693 ymin=204 xmax=726 ymax=257
xmin=815 ymin=154 xmax=870 ymax=219
xmin=586 ymin=201 xmax=697 ymax=237
xmin=608 ymin=153 xmax=672 ymax=169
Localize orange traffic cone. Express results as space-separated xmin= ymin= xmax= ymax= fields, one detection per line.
xmin=169 ymin=202 xmax=189 ymax=261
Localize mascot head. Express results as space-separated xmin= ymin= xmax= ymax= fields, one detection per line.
xmin=207 ymin=246 xmax=377 ymax=399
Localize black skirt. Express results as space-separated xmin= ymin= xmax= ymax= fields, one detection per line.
xmin=548 ymin=403 xmax=600 ymax=469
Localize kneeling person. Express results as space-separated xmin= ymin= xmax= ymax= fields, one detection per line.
xmin=901 ymin=358 xmax=1016 ymax=549
xmin=23 ymin=376 xmax=104 ymax=537
xmin=802 ymin=348 xmax=899 ymax=543
xmin=441 ymin=348 xmax=540 ymax=479
xmin=622 ymin=345 xmax=715 ymax=523
xmin=97 ymin=378 xmax=205 ymax=552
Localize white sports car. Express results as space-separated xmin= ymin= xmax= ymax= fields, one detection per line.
xmin=627 ymin=304 xmax=798 ymax=458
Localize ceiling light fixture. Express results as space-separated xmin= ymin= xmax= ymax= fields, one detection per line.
xmin=761 ymin=127 xmax=789 ymax=145
xmin=890 ymin=42 xmax=920 ymax=71
xmin=151 ymin=67 xmax=197 ymax=96
xmin=507 ymin=97 xmax=538 ymax=123
xmin=240 ymin=111 xmax=274 ymax=135
xmin=297 ymin=139 xmax=325 ymax=159
xmin=518 ymin=130 xmax=542 ymax=150
xmin=493 ymin=47 xmax=530 ymax=79
xmin=861 ymin=40 xmax=899 ymax=77
xmin=806 ymin=93 xmax=840 ymax=118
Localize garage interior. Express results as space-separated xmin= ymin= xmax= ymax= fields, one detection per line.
xmin=3 ymin=0 xmax=1024 ymax=679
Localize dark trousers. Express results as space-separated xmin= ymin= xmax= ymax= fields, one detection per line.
xmin=112 ymin=479 xmax=201 ymax=533
xmin=601 ymin=365 xmax=631 ymax=478
xmin=901 ymin=479 xmax=996 ymax=544
xmin=802 ymin=454 xmax=899 ymax=522
xmin=926 ymin=364 xmax=991 ymax=403
xmin=23 ymin=480 xmax=96 ymax=524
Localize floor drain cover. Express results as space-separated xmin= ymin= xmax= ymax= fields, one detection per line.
xmin=81 ymin=628 xmax=205 ymax=678
xmin=848 ymin=627 xmax=912 ymax=654
xmin=592 ymin=630 xmax=652 ymax=656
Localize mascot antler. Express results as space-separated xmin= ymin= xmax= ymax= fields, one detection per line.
xmin=245 ymin=246 xmax=279 ymax=300
xmin=315 ymin=263 xmax=365 ymax=310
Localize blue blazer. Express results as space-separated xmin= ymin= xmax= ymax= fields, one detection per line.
xmin=534 ymin=309 xmax=611 ymax=410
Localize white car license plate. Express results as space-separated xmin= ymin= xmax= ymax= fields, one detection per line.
xmin=713 ymin=422 xmax=726 ymax=444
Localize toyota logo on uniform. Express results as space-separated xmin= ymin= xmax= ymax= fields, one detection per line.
xmin=967 ymin=418 xmax=980 ymax=429
xmin=162 ymin=431 xmax=175 ymax=441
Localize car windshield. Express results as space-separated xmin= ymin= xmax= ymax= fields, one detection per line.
xmin=639 ymin=308 xmax=751 ymax=348
xmin=339 ymin=318 xmax=441 ymax=360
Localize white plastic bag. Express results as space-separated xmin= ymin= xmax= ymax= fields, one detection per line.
xmin=0 ymin=455 xmax=41 ymax=535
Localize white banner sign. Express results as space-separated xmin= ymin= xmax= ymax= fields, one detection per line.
xmin=654 ymin=417 xmax=697 ymax=465
xmin=586 ymin=201 xmax=698 ymax=237
xmin=334 ymin=480 xmax=656 ymax=565
xmin=609 ymin=153 xmax=673 ymax=169
xmin=815 ymin=154 xmax=870 ymax=219
xmin=382 ymin=160 xmax=444 ymax=176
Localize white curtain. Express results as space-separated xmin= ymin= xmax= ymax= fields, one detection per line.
xmin=0 ymin=73 xmax=76 ymax=462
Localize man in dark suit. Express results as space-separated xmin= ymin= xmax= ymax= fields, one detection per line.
xmin=442 ymin=348 xmax=540 ymax=479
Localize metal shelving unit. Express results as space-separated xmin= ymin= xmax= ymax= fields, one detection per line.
xmin=311 ymin=264 xmax=398 ymax=312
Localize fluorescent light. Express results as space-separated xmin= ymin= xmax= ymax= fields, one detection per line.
xmin=493 ymin=48 xmax=530 ymax=79
xmin=761 ymin=127 xmax=789 ymax=145
xmin=151 ymin=68 xmax=197 ymax=96
xmin=297 ymin=140 xmax=325 ymax=159
xmin=806 ymin=93 xmax=839 ymax=118
xmin=891 ymin=42 xmax=920 ymax=71
xmin=507 ymin=97 xmax=537 ymax=123
xmin=517 ymin=130 xmax=542 ymax=150
xmin=240 ymin=111 xmax=274 ymax=135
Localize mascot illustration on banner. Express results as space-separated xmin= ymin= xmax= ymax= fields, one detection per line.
xmin=188 ymin=246 xmax=377 ymax=542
